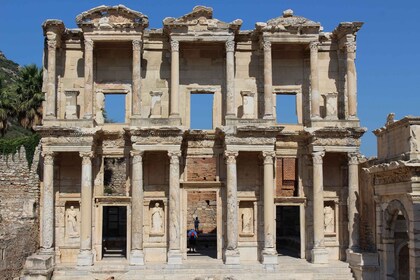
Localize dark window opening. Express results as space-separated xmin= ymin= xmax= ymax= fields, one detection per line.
xmin=102 ymin=206 xmax=127 ymax=258
xmin=276 ymin=206 xmax=300 ymax=258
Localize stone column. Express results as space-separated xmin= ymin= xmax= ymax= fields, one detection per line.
xmin=41 ymin=151 xmax=55 ymax=253
xmin=310 ymin=41 xmax=321 ymax=119
xmin=311 ymin=151 xmax=328 ymax=263
xmin=224 ymin=150 xmax=240 ymax=264
xmin=347 ymin=152 xmax=359 ymax=251
xmin=84 ymin=39 xmax=94 ymax=119
xmin=262 ymin=151 xmax=278 ymax=264
xmin=46 ymin=39 xmax=57 ymax=118
xmin=226 ymin=39 xmax=236 ymax=118
xmin=132 ymin=40 xmax=142 ymax=116
xmin=263 ymin=40 xmax=274 ymax=119
xmin=130 ymin=150 xmax=145 ymax=265
xmin=77 ymin=152 xmax=94 ymax=266
xmin=168 ymin=151 xmax=182 ymax=264
xmin=346 ymin=42 xmax=357 ymax=119
xmin=170 ymin=40 xmax=180 ymax=118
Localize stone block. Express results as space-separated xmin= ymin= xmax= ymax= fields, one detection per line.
xmin=129 ymin=250 xmax=145 ymax=265
xmin=76 ymin=251 xmax=93 ymax=266
xmin=311 ymin=248 xmax=329 ymax=264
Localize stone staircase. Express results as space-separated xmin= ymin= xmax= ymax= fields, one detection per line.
xmin=52 ymin=256 xmax=354 ymax=280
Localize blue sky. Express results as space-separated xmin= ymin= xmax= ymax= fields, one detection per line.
xmin=1 ymin=0 xmax=419 ymax=157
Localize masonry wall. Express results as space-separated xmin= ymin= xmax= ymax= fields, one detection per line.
xmin=0 ymin=146 xmax=40 ymax=280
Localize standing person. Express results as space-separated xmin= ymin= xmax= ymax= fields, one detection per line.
xmin=188 ymin=229 xmax=198 ymax=252
xmin=194 ymin=216 xmax=200 ymax=232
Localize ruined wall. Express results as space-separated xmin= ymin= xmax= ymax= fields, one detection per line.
xmin=187 ymin=191 xmax=217 ymax=233
xmin=0 ymin=146 xmax=40 ymax=280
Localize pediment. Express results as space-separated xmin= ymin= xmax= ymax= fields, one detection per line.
xmin=76 ymin=5 xmax=148 ymax=31
xmin=256 ymin=9 xmax=320 ymax=34
xmin=163 ymin=6 xmax=242 ymax=33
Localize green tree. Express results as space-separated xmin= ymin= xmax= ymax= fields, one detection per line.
xmin=0 ymin=79 xmax=17 ymax=136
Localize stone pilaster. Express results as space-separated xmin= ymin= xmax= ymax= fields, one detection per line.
xmin=261 ymin=151 xmax=278 ymax=265
xmin=130 ymin=150 xmax=145 ymax=265
xmin=225 ymin=39 xmax=236 ymax=118
xmin=132 ymin=40 xmax=142 ymax=116
xmin=77 ymin=151 xmax=94 ymax=266
xmin=170 ymin=40 xmax=180 ymax=118
xmin=263 ymin=40 xmax=274 ymax=119
xmin=224 ymin=150 xmax=240 ymax=264
xmin=347 ymin=152 xmax=359 ymax=251
xmin=41 ymin=151 xmax=55 ymax=253
xmin=167 ymin=150 xmax=182 ymax=264
xmin=46 ymin=39 xmax=57 ymax=119
xmin=346 ymin=42 xmax=357 ymax=119
xmin=83 ymin=39 xmax=94 ymax=119
xmin=311 ymin=151 xmax=328 ymax=263
xmin=310 ymin=41 xmax=321 ymax=119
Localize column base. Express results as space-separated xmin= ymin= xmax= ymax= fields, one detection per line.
xmin=262 ymin=248 xmax=278 ymax=265
xmin=21 ymin=253 xmax=54 ymax=280
xmin=77 ymin=250 xmax=94 ymax=266
xmin=224 ymin=249 xmax=240 ymax=265
xmin=129 ymin=249 xmax=145 ymax=265
xmin=311 ymin=247 xmax=329 ymax=264
xmin=167 ymin=250 xmax=182 ymax=265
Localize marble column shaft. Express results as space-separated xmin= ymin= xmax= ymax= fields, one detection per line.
xmin=263 ymin=40 xmax=273 ymax=118
xmin=348 ymin=153 xmax=359 ymax=250
xmin=225 ymin=151 xmax=239 ymax=251
xmin=263 ymin=151 xmax=276 ymax=252
xmin=170 ymin=40 xmax=179 ymax=117
xmin=46 ymin=39 xmax=57 ymax=118
xmin=312 ymin=151 xmax=325 ymax=248
xmin=132 ymin=40 xmax=142 ymax=116
xmin=41 ymin=151 xmax=55 ymax=251
xmin=226 ymin=39 xmax=236 ymax=117
xmin=79 ymin=152 xmax=93 ymax=252
xmin=131 ymin=151 xmax=144 ymax=250
xmin=84 ymin=39 xmax=94 ymax=119
xmin=346 ymin=42 xmax=357 ymax=118
xmin=310 ymin=42 xmax=320 ymax=118
xmin=168 ymin=151 xmax=181 ymax=251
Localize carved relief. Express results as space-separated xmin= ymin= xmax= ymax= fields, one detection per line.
xmin=150 ymin=201 xmax=164 ymax=235
xmin=225 ymin=40 xmax=235 ymax=52
xmin=241 ymin=208 xmax=253 ymax=234
xmin=149 ymin=91 xmax=163 ymax=118
xmin=170 ymin=40 xmax=179 ymax=52
xmin=324 ymin=205 xmax=335 ymax=234
xmin=65 ymin=204 xmax=80 ymax=240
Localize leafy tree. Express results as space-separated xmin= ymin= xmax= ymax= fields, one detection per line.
xmin=0 ymin=79 xmax=17 ymax=136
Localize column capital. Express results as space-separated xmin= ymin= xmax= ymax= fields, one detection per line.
xmin=42 ymin=151 xmax=56 ymax=165
xmin=84 ymin=39 xmax=94 ymax=51
xmin=348 ymin=152 xmax=359 ymax=165
xmin=309 ymin=41 xmax=320 ymax=52
xmin=225 ymin=39 xmax=235 ymax=52
xmin=262 ymin=40 xmax=271 ymax=51
xmin=132 ymin=39 xmax=142 ymax=51
xmin=131 ymin=150 xmax=144 ymax=157
xmin=47 ymin=39 xmax=57 ymax=51
xmin=80 ymin=151 xmax=94 ymax=165
xmin=168 ymin=150 xmax=181 ymax=163
xmin=345 ymin=41 xmax=356 ymax=53
xmin=170 ymin=39 xmax=179 ymax=52
xmin=312 ymin=151 xmax=325 ymax=164
xmin=261 ymin=151 xmax=276 ymax=164
xmin=224 ymin=150 xmax=238 ymax=164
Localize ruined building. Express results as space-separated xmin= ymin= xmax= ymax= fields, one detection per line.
xmin=15 ymin=4 xmax=394 ymax=279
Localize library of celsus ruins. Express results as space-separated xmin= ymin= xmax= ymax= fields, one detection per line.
xmin=14 ymin=4 xmax=419 ymax=280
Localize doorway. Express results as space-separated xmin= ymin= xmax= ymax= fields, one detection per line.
xmin=276 ymin=206 xmax=300 ymax=257
xmin=102 ymin=206 xmax=127 ymax=258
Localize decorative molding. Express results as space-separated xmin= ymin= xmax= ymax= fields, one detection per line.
xmin=170 ymin=40 xmax=179 ymax=52
xmin=224 ymin=150 xmax=238 ymax=164
xmin=309 ymin=41 xmax=319 ymax=51
xmin=262 ymin=40 xmax=271 ymax=51
xmin=47 ymin=39 xmax=57 ymax=51
xmin=262 ymin=151 xmax=275 ymax=165
xmin=312 ymin=151 xmax=325 ymax=165
xmin=345 ymin=41 xmax=356 ymax=53
xmin=225 ymin=39 xmax=235 ymax=52
xmin=80 ymin=151 xmax=94 ymax=165
xmin=348 ymin=152 xmax=359 ymax=165
xmin=168 ymin=151 xmax=181 ymax=164
xmin=132 ymin=40 xmax=142 ymax=51
xmin=42 ymin=151 xmax=56 ymax=165
xmin=84 ymin=39 xmax=94 ymax=51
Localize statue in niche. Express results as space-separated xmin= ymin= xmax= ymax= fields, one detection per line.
xmin=66 ymin=206 xmax=79 ymax=237
xmin=324 ymin=206 xmax=335 ymax=233
xmin=241 ymin=208 xmax=253 ymax=234
xmin=151 ymin=202 xmax=164 ymax=233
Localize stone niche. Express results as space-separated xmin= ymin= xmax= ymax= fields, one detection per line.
xmin=239 ymin=201 xmax=254 ymax=237
xmin=64 ymin=201 xmax=80 ymax=244
xmin=103 ymin=157 xmax=128 ymax=196
xmin=149 ymin=200 xmax=165 ymax=236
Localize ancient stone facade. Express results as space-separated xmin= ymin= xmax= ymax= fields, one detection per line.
xmin=22 ymin=5 xmax=368 ymax=279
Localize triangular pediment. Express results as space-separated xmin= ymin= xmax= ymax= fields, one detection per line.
xmin=76 ymin=5 xmax=148 ymax=31
xmin=256 ymin=9 xmax=320 ymax=34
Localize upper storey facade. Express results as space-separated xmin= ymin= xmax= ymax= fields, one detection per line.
xmin=42 ymin=5 xmax=362 ymax=130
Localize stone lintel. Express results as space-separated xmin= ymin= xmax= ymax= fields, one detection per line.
xmin=129 ymin=117 xmax=182 ymax=127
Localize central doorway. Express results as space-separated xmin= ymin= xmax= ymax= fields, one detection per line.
xmin=102 ymin=206 xmax=127 ymax=258
xmin=276 ymin=206 xmax=301 ymax=257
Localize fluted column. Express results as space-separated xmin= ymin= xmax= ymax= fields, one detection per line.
xmin=84 ymin=39 xmax=94 ymax=119
xmin=170 ymin=40 xmax=180 ymax=118
xmin=224 ymin=150 xmax=240 ymax=264
xmin=310 ymin=41 xmax=321 ymax=119
xmin=348 ymin=152 xmax=359 ymax=251
xmin=132 ymin=40 xmax=142 ymax=116
xmin=167 ymin=151 xmax=182 ymax=264
xmin=46 ymin=39 xmax=57 ymax=118
xmin=311 ymin=151 xmax=328 ymax=263
xmin=41 ymin=151 xmax=55 ymax=253
xmin=130 ymin=150 xmax=145 ymax=265
xmin=77 ymin=152 xmax=94 ymax=266
xmin=263 ymin=40 xmax=274 ymax=119
xmin=262 ymin=151 xmax=278 ymax=264
xmin=346 ymin=42 xmax=357 ymax=119
xmin=226 ymin=39 xmax=236 ymax=117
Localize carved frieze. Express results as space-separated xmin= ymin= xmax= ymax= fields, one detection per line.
xmin=373 ymin=167 xmax=412 ymax=185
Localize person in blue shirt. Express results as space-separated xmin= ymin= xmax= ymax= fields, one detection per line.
xmin=188 ymin=229 xmax=198 ymax=252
